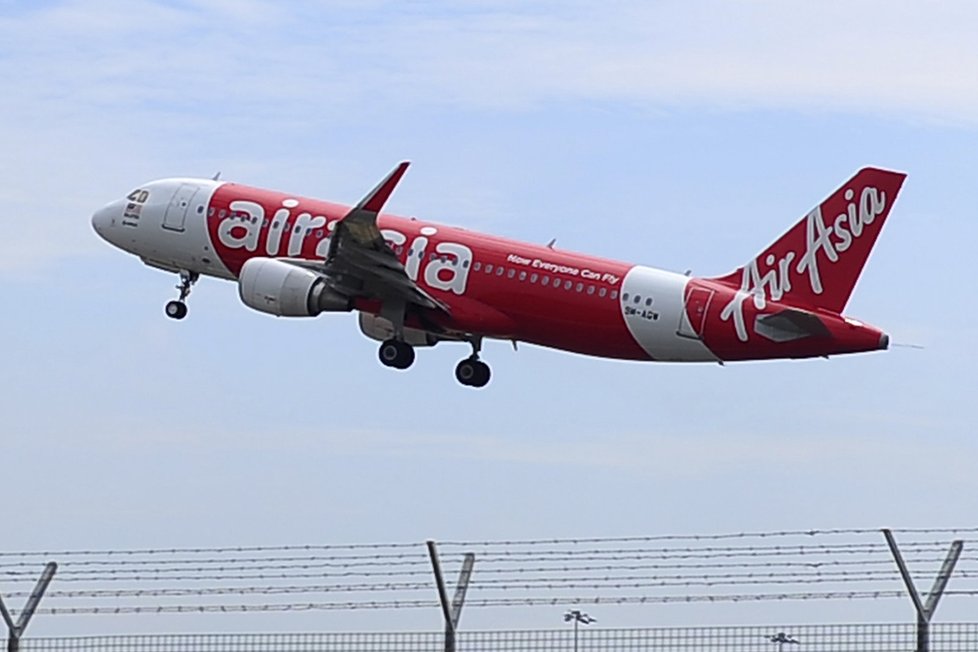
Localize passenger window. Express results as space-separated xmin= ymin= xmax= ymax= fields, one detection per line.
xmin=463 ymin=260 xmax=470 ymax=268
xmin=208 ymin=207 xmax=215 ymax=217
xmin=541 ymin=276 xmax=550 ymax=286
xmin=599 ymin=287 xmax=607 ymax=297
xmin=508 ymin=269 xmax=516 ymax=279
xmin=474 ymin=262 xmax=481 ymax=271
xmin=219 ymin=209 xmax=226 ymax=218
xmin=611 ymin=290 xmax=619 ymax=300
xmin=623 ymin=293 xmax=630 ymax=301
xmin=575 ymin=282 xmax=583 ymax=292
xmin=634 ymin=295 xmax=641 ymax=304
xmin=587 ymin=286 xmax=595 ymax=295
xmin=197 ymin=205 xmax=204 ymax=214
xmin=486 ymin=264 xmax=494 ymax=273
xmin=519 ymin=271 xmax=527 ymax=281
xmin=496 ymin=267 xmax=504 ymax=276
xmin=646 ymin=297 xmax=653 ymax=306
xmin=564 ymin=280 xmax=572 ymax=290
xmin=530 ymin=273 xmax=538 ymax=283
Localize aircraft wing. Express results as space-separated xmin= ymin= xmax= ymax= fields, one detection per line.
xmin=285 ymin=162 xmax=447 ymax=312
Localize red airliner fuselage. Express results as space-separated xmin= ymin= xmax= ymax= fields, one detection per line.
xmin=92 ymin=165 xmax=904 ymax=387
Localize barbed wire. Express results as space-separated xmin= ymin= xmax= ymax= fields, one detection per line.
xmin=2 ymin=555 xmax=972 ymax=586
xmin=0 ymin=531 xmax=971 ymax=618
xmin=6 ymin=567 xmax=978 ymax=601
xmin=27 ymin=589 xmax=978 ymax=616
xmin=3 ymin=528 xmax=976 ymax=559
xmin=2 ymin=542 xmax=970 ymax=575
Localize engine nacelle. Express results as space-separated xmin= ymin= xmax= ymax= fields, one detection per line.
xmin=238 ymin=258 xmax=352 ymax=317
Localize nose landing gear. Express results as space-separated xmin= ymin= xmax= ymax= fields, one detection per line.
xmin=165 ymin=271 xmax=198 ymax=320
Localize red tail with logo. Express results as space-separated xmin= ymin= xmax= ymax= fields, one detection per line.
xmin=713 ymin=167 xmax=907 ymax=313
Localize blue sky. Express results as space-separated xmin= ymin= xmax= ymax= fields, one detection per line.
xmin=2 ymin=0 xmax=978 ymax=637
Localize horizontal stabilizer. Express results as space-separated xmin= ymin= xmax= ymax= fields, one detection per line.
xmin=755 ymin=308 xmax=830 ymax=343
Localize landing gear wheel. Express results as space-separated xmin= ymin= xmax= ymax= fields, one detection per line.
xmin=164 ymin=271 xmax=198 ymax=320
xmin=455 ymin=358 xmax=491 ymax=388
xmin=165 ymin=300 xmax=188 ymax=320
xmin=378 ymin=339 xmax=415 ymax=370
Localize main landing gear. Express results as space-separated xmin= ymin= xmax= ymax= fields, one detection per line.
xmin=455 ymin=357 xmax=490 ymax=388
xmin=165 ymin=271 xmax=198 ymax=320
xmin=378 ymin=339 xmax=415 ymax=370
xmin=455 ymin=336 xmax=490 ymax=388
xmin=376 ymin=336 xmax=492 ymax=388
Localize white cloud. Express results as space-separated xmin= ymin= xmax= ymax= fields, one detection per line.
xmin=2 ymin=0 xmax=977 ymax=269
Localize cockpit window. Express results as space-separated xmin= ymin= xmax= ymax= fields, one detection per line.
xmin=127 ymin=189 xmax=150 ymax=203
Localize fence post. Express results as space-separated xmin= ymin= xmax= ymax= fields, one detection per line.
xmin=427 ymin=541 xmax=475 ymax=652
xmin=883 ymin=529 xmax=963 ymax=652
xmin=0 ymin=562 xmax=57 ymax=652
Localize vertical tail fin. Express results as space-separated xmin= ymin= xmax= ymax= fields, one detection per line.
xmin=712 ymin=167 xmax=906 ymax=313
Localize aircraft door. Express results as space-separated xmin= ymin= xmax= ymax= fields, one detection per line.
xmin=677 ymin=287 xmax=714 ymax=339
xmin=162 ymin=183 xmax=199 ymax=232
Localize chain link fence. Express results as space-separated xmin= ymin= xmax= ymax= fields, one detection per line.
xmin=16 ymin=624 xmax=978 ymax=651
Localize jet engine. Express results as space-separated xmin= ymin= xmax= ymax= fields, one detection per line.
xmin=238 ymin=258 xmax=352 ymax=317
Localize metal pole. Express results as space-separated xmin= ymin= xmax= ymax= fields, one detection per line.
xmin=916 ymin=614 xmax=929 ymax=652
xmin=0 ymin=562 xmax=56 ymax=652
xmin=883 ymin=529 xmax=926 ymax=616
xmin=883 ymin=530 xmax=964 ymax=652
xmin=16 ymin=562 xmax=57 ymax=635
xmin=883 ymin=529 xmax=927 ymax=652
xmin=0 ymin=596 xmax=13 ymax=640
xmin=450 ymin=554 xmax=475 ymax=628
xmin=923 ymin=540 xmax=964 ymax=616
xmin=0 ymin=593 xmax=14 ymax=652
xmin=427 ymin=541 xmax=456 ymax=652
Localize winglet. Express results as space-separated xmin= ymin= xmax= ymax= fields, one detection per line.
xmin=356 ymin=161 xmax=410 ymax=214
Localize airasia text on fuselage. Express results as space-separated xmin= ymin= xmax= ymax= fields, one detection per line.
xmin=213 ymin=196 xmax=474 ymax=295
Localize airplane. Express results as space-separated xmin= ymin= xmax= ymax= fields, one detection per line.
xmin=91 ymin=164 xmax=905 ymax=388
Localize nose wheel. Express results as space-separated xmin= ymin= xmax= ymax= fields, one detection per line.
xmin=378 ymin=339 xmax=415 ymax=370
xmin=165 ymin=300 xmax=188 ymax=320
xmin=165 ymin=271 xmax=198 ymax=320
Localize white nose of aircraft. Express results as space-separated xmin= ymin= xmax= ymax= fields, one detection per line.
xmin=91 ymin=199 xmax=121 ymax=243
